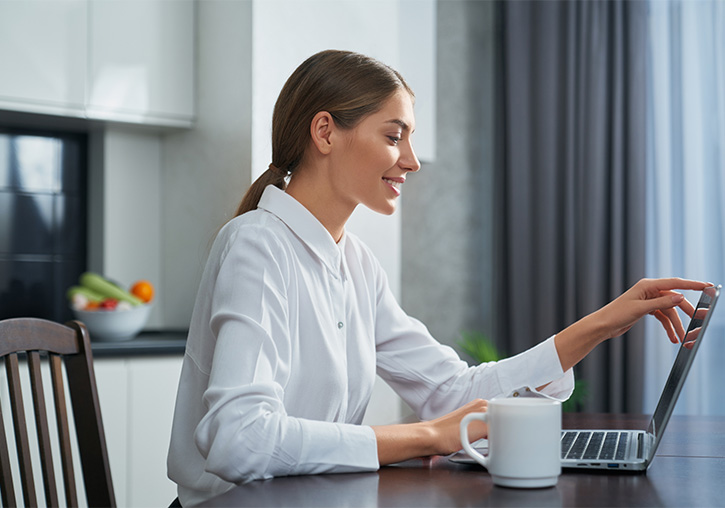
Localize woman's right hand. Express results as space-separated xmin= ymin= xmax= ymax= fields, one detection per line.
xmin=372 ymin=398 xmax=488 ymax=465
xmin=423 ymin=398 xmax=489 ymax=457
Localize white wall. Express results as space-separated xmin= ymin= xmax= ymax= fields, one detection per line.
xmin=88 ymin=127 xmax=164 ymax=329
xmin=161 ymin=0 xmax=254 ymax=330
xmin=402 ymin=0 xmax=499 ymax=350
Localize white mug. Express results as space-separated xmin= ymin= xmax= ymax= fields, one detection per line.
xmin=460 ymin=397 xmax=562 ymax=488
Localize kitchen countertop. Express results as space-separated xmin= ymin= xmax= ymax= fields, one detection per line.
xmin=90 ymin=330 xmax=187 ymax=357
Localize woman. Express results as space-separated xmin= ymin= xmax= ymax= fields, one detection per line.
xmin=167 ymin=50 xmax=709 ymax=505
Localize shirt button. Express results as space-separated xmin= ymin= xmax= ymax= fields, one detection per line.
xmin=337 ymin=321 xmax=344 ymax=329
xmin=512 ymin=391 xmax=520 ymax=397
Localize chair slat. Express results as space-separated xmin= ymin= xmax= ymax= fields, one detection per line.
xmin=65 ymin=321 xmax=116 ymax=507
xmin=5 ymin=353 xmax=38 ymax=507
xmin=0 ymin=400 xmax=18 ymax=507
xmin=27 ymin=351 xmax=59 ymax=507
xmin=50 ymin=354 xmax=78 ymax=507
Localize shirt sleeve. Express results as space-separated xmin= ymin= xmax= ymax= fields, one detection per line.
xmin=372 ymin=267 xmax=574 ymax=421
xmin=192 ymin=226 xmax=379 ymax=484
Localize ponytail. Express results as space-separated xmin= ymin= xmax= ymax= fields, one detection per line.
xmin=234 ymin=164 xmax=289 ymax=216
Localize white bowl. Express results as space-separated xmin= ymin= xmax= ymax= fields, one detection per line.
xmin=72 ymin=304 xmax=152 ymax=342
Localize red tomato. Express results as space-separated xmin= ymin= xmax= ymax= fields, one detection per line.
xmin=99 ymin=298 xmax=118 ymax=310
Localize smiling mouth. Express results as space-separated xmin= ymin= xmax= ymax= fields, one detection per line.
xmin=382 ymin=178 xmax=403 ymax=191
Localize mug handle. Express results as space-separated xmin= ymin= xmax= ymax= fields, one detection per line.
xmin=460 ymin=412 xmax=489 ymax=468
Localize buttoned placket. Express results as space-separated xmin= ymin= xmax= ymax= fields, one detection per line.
xmin=334 ymin=273 xmax=347 ymax=333
xmin=333 ymin=271 xmax=346 ymax=333
xmin=328 ymin=248 xmax=349 ymax=420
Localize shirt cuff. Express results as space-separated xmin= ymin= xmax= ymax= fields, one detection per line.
xmin=495 ymin=335 xmax=575 ymax=401
xmin=296 ymin=420 xmax=380 ymax=474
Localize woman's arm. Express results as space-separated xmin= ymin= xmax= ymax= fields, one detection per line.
xmin=371 ymin=278 xmax=711 ymax=466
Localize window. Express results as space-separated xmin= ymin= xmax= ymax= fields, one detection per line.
xmin=644 ymin=0 xmax=725 ymax=415
xmin=0 ymin=127 xmax=88 ymax=323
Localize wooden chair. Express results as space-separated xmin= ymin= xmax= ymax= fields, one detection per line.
xmin=0 ymin=318 xmax=115 ymax=507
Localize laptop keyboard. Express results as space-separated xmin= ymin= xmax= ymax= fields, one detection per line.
xmin=561 ymin=431 xmax=629 ymax=461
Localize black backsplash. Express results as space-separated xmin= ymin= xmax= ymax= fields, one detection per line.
xmin=0 ymin=127 xmax=88 ymax=323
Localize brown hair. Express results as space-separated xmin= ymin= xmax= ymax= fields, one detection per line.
xmin=234 ymin=50 xmax=413 ymax=216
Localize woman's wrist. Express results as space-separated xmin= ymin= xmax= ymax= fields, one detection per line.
xmin=416 ymin=420 xmax=440 ymax=456
xmin=372 ymin=421 xmax=438 ymax=466
xmin=582 ymin=306 xmax=617 ymax=342
xmin=555 ymin=312 xmax=611 ymax=372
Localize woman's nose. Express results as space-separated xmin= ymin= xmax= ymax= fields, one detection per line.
xmin=402 ymin=141 xmax=421 ymax=172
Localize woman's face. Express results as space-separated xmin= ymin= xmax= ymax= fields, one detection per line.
xmin=331 ymin=90 xmax=420 ymax=215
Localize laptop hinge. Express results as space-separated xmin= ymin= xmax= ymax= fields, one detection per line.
xmin=637 ymin=433 xmax=645 ymax=460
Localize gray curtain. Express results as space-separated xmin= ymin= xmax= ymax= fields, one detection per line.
xmin=495 ymin=0 xmax=648 ymax=412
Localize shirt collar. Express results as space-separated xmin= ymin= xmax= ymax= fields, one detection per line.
xmin=257 ymin=185 xmax=344 ymax=275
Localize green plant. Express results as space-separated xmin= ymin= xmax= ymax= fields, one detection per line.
xmin=455 ymin=330 xmax=587 ymax=412
xmin=457 ymin=330 xmax=502 ymax=363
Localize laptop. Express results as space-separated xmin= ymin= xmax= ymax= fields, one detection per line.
xmin=452 ymin=284 xmax=721 ymax=472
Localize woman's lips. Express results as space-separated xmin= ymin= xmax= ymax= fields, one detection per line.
xmin=383 ymin=177 xmax=403 ymax=195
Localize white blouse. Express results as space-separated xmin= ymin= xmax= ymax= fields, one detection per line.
xmin=167 ymin=185 xmax=574 ymax=506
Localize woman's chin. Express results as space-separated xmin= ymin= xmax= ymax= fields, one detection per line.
xmin=368 ymin=202 xmax=397 ymax=216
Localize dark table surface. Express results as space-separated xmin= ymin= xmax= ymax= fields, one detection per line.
xmin=90 ymin=330 xmax=187 ymax=357
xmin=199 ymin=413 xmax=725 ymax=507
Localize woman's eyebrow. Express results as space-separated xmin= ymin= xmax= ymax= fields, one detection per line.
xmin=385 ymin=119 xmax=413 ymax=132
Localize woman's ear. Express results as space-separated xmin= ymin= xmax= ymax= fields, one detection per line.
xmin=310 ymin=111 xmax=335 ymax=155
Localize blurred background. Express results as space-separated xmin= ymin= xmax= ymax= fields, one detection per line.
xmin=0 ymin=0 xmax=723 ymax=505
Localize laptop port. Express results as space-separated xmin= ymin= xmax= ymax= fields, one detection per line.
xmin=608 ymin=464 xmax=620 ymax=468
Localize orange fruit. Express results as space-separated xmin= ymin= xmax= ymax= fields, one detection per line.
xmin=130 ymin=280 xmax=154 ymax=303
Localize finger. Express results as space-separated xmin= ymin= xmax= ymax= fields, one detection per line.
xmin=647 ymin=278 xmax=712 ymax=292
xmin=675 ymin=296 xmax=697 ymax=319
xmin=659 ymin=306 xmax=686 ymax=340
xmin=652 ymin=310 xmax=679 ymax=344
xmin=641 ymin=293 xmax=686 ymax=316
xmin=461 ymin=398 xmax=488 ymax=414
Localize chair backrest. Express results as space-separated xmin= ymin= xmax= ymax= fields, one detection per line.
xmin=0 ymin=318 xmax=116 ymax=507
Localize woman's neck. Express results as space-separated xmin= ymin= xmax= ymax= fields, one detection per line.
xmin=285 ymin=170 xmax=355 ymax=243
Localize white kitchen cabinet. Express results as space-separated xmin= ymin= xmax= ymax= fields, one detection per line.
xmin=95 ymin=355 xmax=183 ymax=508
xmin=86 ymin=0 xmax=195 ymax=127
xmin=0 ymin=0 xmax=88 ymax=118
xmin=0 ymin=0 xmax=195 ymax=128
xmin=93 ymin=359 xmax=130 ymax=507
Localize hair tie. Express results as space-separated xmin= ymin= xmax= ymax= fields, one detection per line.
xmin=268 ymin=163 xmax=288 ymax=177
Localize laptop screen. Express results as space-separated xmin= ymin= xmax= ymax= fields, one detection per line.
xmin=647 ymin=285 xmax=721 ymax=448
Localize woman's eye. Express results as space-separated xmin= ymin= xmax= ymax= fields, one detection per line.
xmin=388 ymin=136 xmax=401 ymax=145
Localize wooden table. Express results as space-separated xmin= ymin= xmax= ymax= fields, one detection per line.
xmin=200 ymin=414 xmax=725 ymax=507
